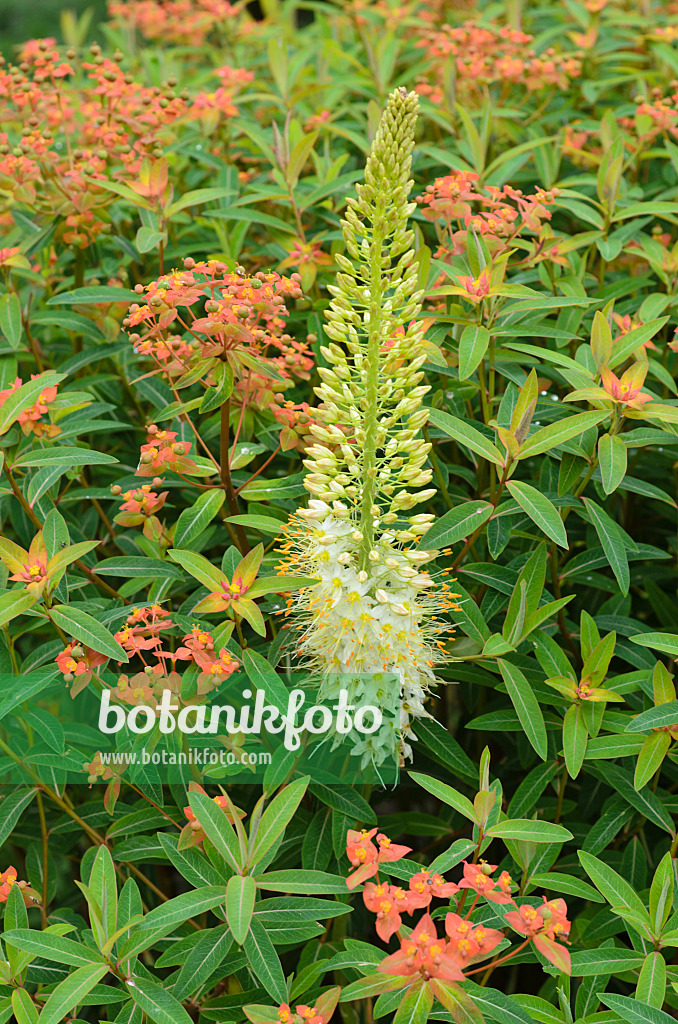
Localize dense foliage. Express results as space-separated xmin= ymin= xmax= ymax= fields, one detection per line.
xmin=1 ymin=2 xmax=678 ymax=1023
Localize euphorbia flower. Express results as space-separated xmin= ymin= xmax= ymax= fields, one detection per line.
xmin=376 ymin=833 xmax=412 ymax=862
xmin=601 ymin=362 xmax=652 ymax=409
xmin=408 ymin=869 xmax=459 ymax=906
xmin=444 ymin=913 xmax=503 ymax=967
xmin=345 ymin=829 xmax=411 ymax=888
xmin=505 ymin=898 xmax=571 ymax=972
xmin=457 ymin=860 xmax=515 ymax=905
xmin=136 ymin=425 xmax=200 ymax=476
xmin=378 ymin=913 xmax=465 ymax=983
xmin=0 ymin=532 xmax=49 ymax=596
xmin=346 ymin=827 xmax=378 ymax=888
xmin=453 ymin=267 xmax=492 ymax=304
xmin=56 ymin=641 xmax=107 ymax=696
xmin=0 ymin=866 xmax=40 ymax=906
xmin=191 ymin=543 xmax=266 ymax=634
xmin=363 ymin=882 xmax=404 ymax=941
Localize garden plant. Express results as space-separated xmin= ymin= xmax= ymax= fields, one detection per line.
xmin=1 ymin=1 xmax=678 ymax=1023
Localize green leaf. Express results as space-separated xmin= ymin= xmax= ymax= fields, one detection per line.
xmin=14 ymin=447 xmax=119 ymax=468
xmin=429 ymin=979 xmax=481 ymax=1024
xmin=188 ymin=792 xmax=242 ymax=873
xmin=12 ymin=989 xmax=37 ymax=1024
xmin=255 ymin=870 xmax=347 ymax=894
xmin=2 ymin=929 xmax=106 ymax=967
xmin=421 ymin=501 xmax=494 ymax=549
xmin=247 ymin=575 xmax=318 ymax=598
xmin=226 ymin=874 xmax=257 ymax=945
xmin=242 ymin=649 xmax=292 ymax=719
xmin=498 ymin=659 xmax=547 ymax=759
xmin=581 ymin=497 xmax=629 ymax=594
xmin=409 ymin=772 xmax=477 ymax=822
xmin=0 ymin=590 xmax=37 ymax=628
xmin=31 ymin=309 xmax=106 ymax=340
xmin=340 ymin=974 xmax=406 ymax=1001
xmin=200 ymin=361 xmax=234 ymax=413
xmin=0 ymin=293 xmax=22 ymax=348
xmin=225 ymin=514 xmax=285 ymax=537
xmin=243 ymin=916 xmax=287 ymax=1003
xmin=173 ymin=490 xmax=226 ymax=548
xmin=485 ymin=820 xmax=573 ymax=842
xmin=121 ymin=886 xmax=228 ymax=958
xmin=598 ymin=432 xmax=628 ymax=494
xmin=569 ymin=948 xmax=646 ymax=975
xmin=649 ymin=853 xmax=674 ymax=935
xmin=248 ymin=776 xmax=309 ymax=869
xmin=428 ymin=408 xmax=505 ymax=467
xmin=591 ymin=762 xmax=675 ymax=834
xmin=49 ymin=605 xmax=128 ymax=662
xmin=600 ymin=993 xmax=676 ymax=1024
xmin=414 ymin=718 xmax=478 ymax=783
xmin=636 ymin=952 xmax=666 ymax=1009
xmin=562 ymin=704 xmax=588 ymax=779
xmin=634 ymin=732 xmax=671 ymax=791
xmin=393 ymin=979 xmax=433 ymax=1024
xmin=527 ymin=872 xmax=604 ymax=902
xmin=0 ymin=372 xmax=64 ymax=437
xmin=165 ymin=186 xmax=237 ymax=219
xmin=578 ymin=851 xmax=652 ymax=923
xmin=168 ymin=548 xmax=225 ymax=591
xmin=0 ymin=788 xmax=37 ymax=847
xmin=463 ymin=982 xmax=534 ymax=1024
xmin=458 ymin=324 xmax=491 ymax=380
xmin=136 ymin=226 xmax=166 ymax=253
xmin=506 ymin=481 xmax=567 ymax=548
xmin=518 ymin=411 xmax=608 ymax=458
xmin=46 ymin=286 xmax=133 ymax=305
xmin=38 ymin=963 xmax=109 ymax=1024
xmin=127 ymin=976 xmax=194 ymax=1024
xmin=93 ymin=557 xmax=184 ymax=580
xmin=630 ymin=632 xmax=678 ymax=657
xmin=172 ymin=925 xmax=234 ymax=1002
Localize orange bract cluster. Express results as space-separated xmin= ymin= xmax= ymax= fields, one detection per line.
xmin=124 ymin=260 xmax=308 ymax=393
xmin=415 ymin=21 xmax=581 ymax=101
xmin=417 ymin=172 xmax=559 ymax=260
xmin=0 ymin=866 xmax=39 ymax=906
xmin=346 ymin=829 xmax=572 ymax=975
xmin=108 ymin=0 xmax=244 ymax=46
xmin=0 ymin=376 xmax=60 ymax=436
xmin=0 ymin=41 xmax=251 ymax=247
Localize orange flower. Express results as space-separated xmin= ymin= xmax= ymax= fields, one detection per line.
xmin=378 ymin=913 xmax=465 ymax=983
xmin=600 ymin=362 xmax=652 ymax=409
xmin=457 ymin=860 xmax=515 ymax=905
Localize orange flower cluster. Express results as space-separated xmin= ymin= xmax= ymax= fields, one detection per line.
xmin=415 ymin=21 xmax=580 ymax=101
xmin=346 ymin=829 xmax=571 ymax=974
xmin=136 ymin=426 xmax=199 ymax=478
xmin=417 ymin=171 xmax=559 ymax=261
xmin=57 ymin=641 xmax=107 ymax=696
xmin=192 ymin=65 xmax=254 ymax=129
xmin=112 ymin=481 xmax=169 ymax=541
xmin=270 ymin=400 xmax=318 ymax=453
xmin=363 ymin=870 xmax=459 ymax=941
xmin=0 ymin=375 xmax=59 ymax=436
xmin=108 ymin=0 xmax=243 ymax=46
xmin=346 ymin=827 xmax=412 ymax=888
xmin=125 ymin=260 xmax=305 ymax=375
xmin=0 ymin=866 xmax=40 ymax=906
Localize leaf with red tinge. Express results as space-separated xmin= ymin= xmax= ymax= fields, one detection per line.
xmin=534 ymin=934 xmax=571 ymax=974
